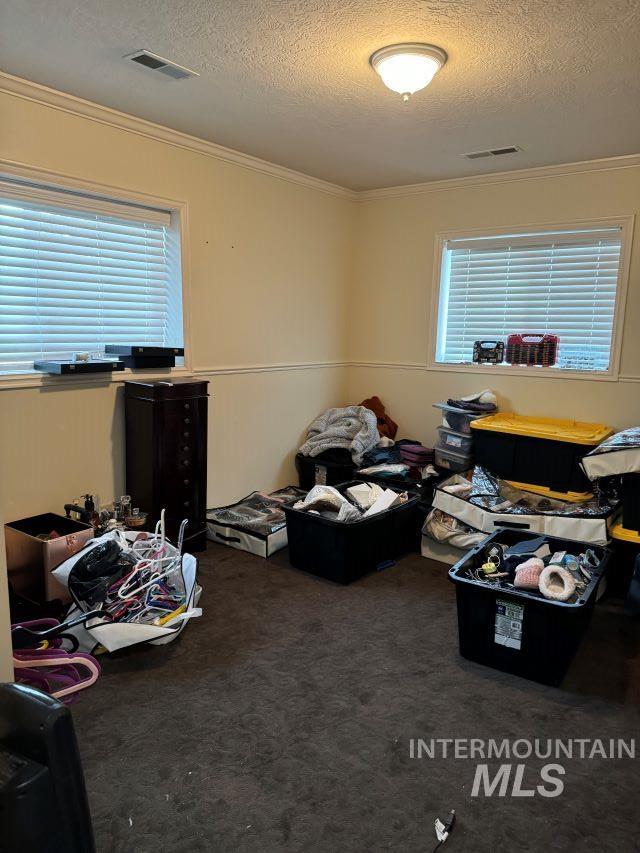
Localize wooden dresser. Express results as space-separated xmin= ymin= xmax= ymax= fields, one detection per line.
xmin=124 ymin=379 xmax=209 ymax=551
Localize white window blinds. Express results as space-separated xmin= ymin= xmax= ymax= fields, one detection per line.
xmin=0 ymin=182 xmax=181 ymax=374
xmin=435 ymin=227 xmax=623 ymax=372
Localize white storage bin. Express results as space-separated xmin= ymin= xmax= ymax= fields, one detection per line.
xmin=437 ymin=426 xmax=474 ymax=455
xmin=207 ymin=487 xmax=306 ymax=558
xmin=435 ymin=446 xmax=474 ymax=473
xmin=434 ymin=403 xmax=484 ymax=435
xmin=433 ymin=471 xmax=618 ymax=546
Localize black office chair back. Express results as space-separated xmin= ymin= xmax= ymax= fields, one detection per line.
xmin=0 ymin=682 xmax=95 ymax=853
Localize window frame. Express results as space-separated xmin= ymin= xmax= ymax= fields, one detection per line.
xmin=0 ymin=160 xmax=192 ymax=389
xmin=427 ymin=216 xmax=635 ymax=382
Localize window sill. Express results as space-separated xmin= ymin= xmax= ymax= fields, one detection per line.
xmin=428 ymin=361 xmax=618 ymax=382
xmin=0 ymin=365 xmax=194 ymax=391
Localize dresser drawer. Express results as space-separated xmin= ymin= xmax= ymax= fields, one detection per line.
xmin=125 ymin=380 xmax=209 ymax=549
xmin=160 ymin=398 xmax=206 ymax=438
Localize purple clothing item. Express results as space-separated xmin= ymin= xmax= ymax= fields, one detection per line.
xmin=400 ymin=443 xmax=434 ymax=465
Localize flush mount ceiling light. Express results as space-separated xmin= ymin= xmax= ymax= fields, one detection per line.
xmin=370 ymin=43 xmax=447 ymax=102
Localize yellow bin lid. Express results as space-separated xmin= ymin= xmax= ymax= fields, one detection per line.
xmin=506 ymin=480 xmax=594 ymax=503
xmin=611 ymin=522 xmax=640 ymax=544
xmin=470 ymin=413 xmax=613 ymax=445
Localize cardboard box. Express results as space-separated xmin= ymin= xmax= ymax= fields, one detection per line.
xmin=5 ymin=513 xmax=94 ymax=603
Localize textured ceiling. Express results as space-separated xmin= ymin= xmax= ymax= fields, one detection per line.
xmin=1 ymin=0 xmax=640 ymax=190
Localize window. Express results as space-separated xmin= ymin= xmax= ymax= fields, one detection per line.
xmin=433 ymin=224 xmax=628 ymax=374
xmin=0 ymin=179 xmax=183 ymax=374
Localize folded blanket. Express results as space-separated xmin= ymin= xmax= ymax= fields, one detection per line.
xmin=299 ymin=406 xmax=379 ymax=465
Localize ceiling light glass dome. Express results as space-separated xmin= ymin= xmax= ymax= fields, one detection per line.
xmin=370 ymin=43 xmax=447 ymax=101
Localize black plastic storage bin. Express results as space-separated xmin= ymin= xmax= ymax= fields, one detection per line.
xmin=295 ymin=452 xmax=355 ymax=491
xmin=472 ymin=430 xmax=593 ymax=492
xmin=355 ymin=471 xmax=447 ymax=553
xmin=448 ymin=528 xmax=610 ymax=686
xmin=609 ymin=522 xmax=640 ymax=597
xmin=621 ymin=473 xmax=640 ymax=533
xmin=283 ymin=480 xmax=420 ymax=584
xmin=470 ymin=414 xmax=612 ymax=495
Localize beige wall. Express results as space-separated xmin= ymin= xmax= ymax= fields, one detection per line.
xmin=0 ymin=91 xmax=353 ymax=523
xmin=347 ymin=166 xmax=640 ymax=445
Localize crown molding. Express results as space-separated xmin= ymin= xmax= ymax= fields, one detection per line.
xmin=1 ymin=71 xmax=638 ymax=202
xmin=0 ymin=71 xmax=355 ymax=201
xmin=356 ymin=154 xmax=640 ymax=200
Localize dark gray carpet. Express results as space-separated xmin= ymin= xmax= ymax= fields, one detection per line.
xmin=72 ymin=544 xmax=640 ymax=852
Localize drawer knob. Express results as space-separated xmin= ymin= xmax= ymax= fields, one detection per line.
xmin=184 ymin=417 xmax=191 ymax=425
xmin=184 ymin=501 xmax=190 ymax=508
xmin=183 ymin=431 xmax=190 ymax=438
xmin=183 ymin=460 xmax=190 ymax=467
xmin=184 ymin=402 xmax=190 ymax=410
xmin=183 ymin=479 xmax=190 ymax=486
xmin=182 ymin=445 xmax=190 ymax=452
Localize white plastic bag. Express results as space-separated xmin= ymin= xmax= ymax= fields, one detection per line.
xmin=52 ymin=530 xmax=202 ymax=653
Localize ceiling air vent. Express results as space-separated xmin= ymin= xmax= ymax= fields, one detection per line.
xmin=462 ymin=145 xmax=522 ymax=160
xmin=125 ymin=50 xmax=199 ymax=80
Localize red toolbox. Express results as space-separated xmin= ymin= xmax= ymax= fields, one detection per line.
xmin=506 ymin=333 xmax=559 ymax=367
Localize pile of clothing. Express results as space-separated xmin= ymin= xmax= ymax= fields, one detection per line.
xmin=298 ymin=399 xmax=438 ymax=492
xmin=293 ymin=482 xmax=409 ymax=523
xmin=445 ymin=391 xmax=497 ymax=415
xmin=298 ymin=397 xmax=400 ymax=464
xmin=296 ymin=403 xmax=385 ymax=488
xmin=299 ymin=405 xmax=380 ymax=466
xmin=359 ymin=439 xmax=436 ymax=482
xmin=465 ymin=535 xmax=601 ymax=603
